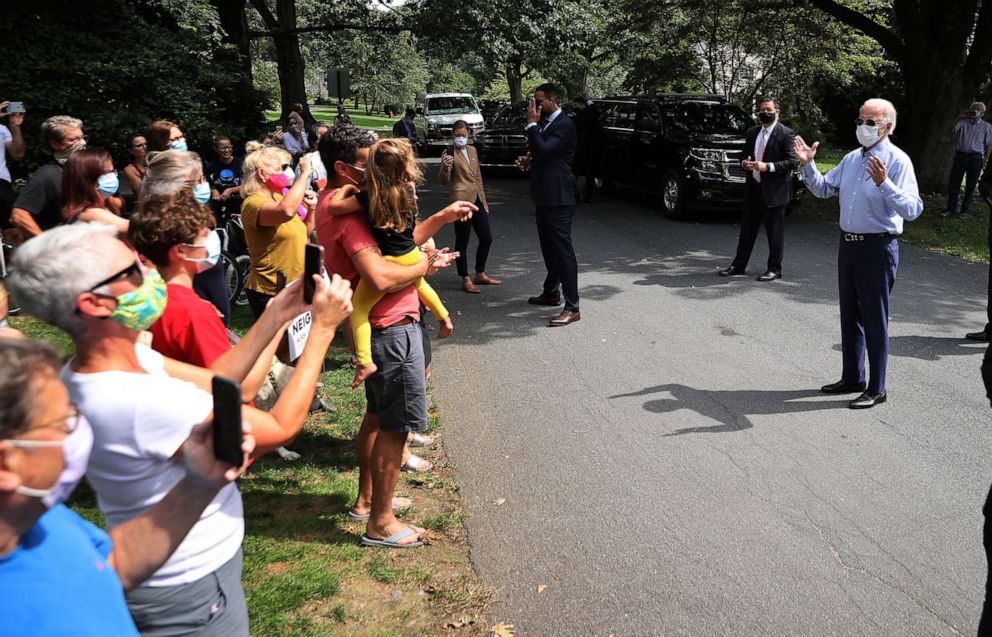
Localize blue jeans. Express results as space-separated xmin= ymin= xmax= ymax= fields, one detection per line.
xmin=947 ymin=151 xmax=985 ymax=215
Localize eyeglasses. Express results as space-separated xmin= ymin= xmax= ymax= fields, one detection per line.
xmin=217 ymin=146 xmax=233 ymax=151
xmin=346 ymin=163 xmax=366 ymax=173
xmin=86 ymin=259 xmax=143 ymax=293
xmin=855 ymin=118 xmax=885 ymax=127
xmin=65 ymin=134 xmax=88 ymax=143
xmin=25 ymin=405 xmax=81 ymax=436
xmin=132 ymin=143 xmax=147 ymax=149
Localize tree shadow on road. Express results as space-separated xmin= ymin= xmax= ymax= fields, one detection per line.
xmin=608 ymin=383 xmax=850 ymax=435
xmin=829 ymin=335 xmax=988 ymax=361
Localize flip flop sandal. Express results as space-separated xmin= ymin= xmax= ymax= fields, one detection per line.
xmin=360 ymin=527 xmax=423 ymax=549
xmin=408 ymin=433 xmax=434 ymax=448
xmin=401 ymin=454 xmax=433 ymax=473
xmin=346 ymin=497 xmax=413 ymax=521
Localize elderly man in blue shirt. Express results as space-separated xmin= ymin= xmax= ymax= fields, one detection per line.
xmin=944 ymin=101 xmax=992 ymax=219
xmin=794 ymin=98 xmax=924 ymax=409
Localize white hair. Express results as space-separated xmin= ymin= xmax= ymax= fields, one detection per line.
xmin=139 ymin=150 xmax=203 ymax=205
xmin=40 ymin=115 xmax=83 ymax=145
xmin=7 ymin=223 xmax=118 ymax=339
xmin=863 ymin=98 xmax=897 ymax=132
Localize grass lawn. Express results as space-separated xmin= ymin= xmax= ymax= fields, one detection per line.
xmin=8 ymin=307 xmax=493 ymax=636
xmin=266 ymin=106 xmax=395 ymax=136
xmin=795 ymin=145 xmax=990 ymax=263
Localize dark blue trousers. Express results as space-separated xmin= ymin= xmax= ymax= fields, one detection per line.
xmin=535 ymin=205 xmax=579 ymax=311
xmin=837 ymin=234 xmax=899 ymax=394
xmin=947 ymin=151 xmax=985 ymax=215
xmin=194 ymin=260 xmax=231 ymax=326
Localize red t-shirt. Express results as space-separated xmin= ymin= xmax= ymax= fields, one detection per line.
xmin=149 ymin=283 xmax=231 ymax=367
xmin=315 ymin=188 xmax=419 ymax=328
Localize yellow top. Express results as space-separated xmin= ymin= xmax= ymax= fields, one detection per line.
xmin=240 ymin=192 xmax=308 ymax=295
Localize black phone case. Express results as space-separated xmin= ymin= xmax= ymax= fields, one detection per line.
xmin=303 ymin=244 xmax=322 ymax=304
xmin=212 ymin=376 xmax=243 ymax=467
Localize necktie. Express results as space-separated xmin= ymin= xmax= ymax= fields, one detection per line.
xmin=754 ymin=130 xmax=767 ymax=183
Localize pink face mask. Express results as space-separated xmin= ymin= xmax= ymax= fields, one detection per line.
xmin=265 ymin=172 xmax=290 ymax=191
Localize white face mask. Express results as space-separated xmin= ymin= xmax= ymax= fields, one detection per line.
xmin=182 ymin=230 xmax=222 ymax=274
xmin=4 ymin=415 xmax=93 ymax=508
xmin=453 ymin=136 xmax=469 ymax=147
xmin=856 ymin=123 xmax=882 ymax=148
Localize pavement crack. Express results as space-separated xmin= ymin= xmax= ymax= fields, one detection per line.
xmin=801 ymin=509 xmax=965 ymax=635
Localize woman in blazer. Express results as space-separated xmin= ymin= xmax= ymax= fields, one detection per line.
xmin=439 ymin=120 xmax=500 ymax=293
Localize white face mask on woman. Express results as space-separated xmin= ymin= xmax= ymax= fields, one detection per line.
xmin=4 ymin=414 xmax=94 ymax=508
xmin=453 ymin=136 xmax=469 ymax=147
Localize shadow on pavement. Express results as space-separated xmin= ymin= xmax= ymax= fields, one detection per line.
xmin=608 ymin=383 xmax=850 ymax=435
xmin=829 ymin=335 xmax=989 ymax=361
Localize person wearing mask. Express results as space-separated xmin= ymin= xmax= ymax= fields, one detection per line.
xmin=0 ymin=338 xmax=256 ymax=637
xmin=140 ymin=149 xmax=231 ymax=325
xmin=283 ymin=108 xmax=308 ymax=164
xmin=516 ymin=83 xmax=581 ymax=326
xmin=439 ymin=120 xmax=500 ymax=294
xmin=61 ymin=148 xmax=128 ymax=232
xmin=392 ymin=108 xmax=418 ymax=147
xmin=10 ymin=116 xmax=85 ymax=239
xmin=0 ymin=101 xmax=26 ymax=230
xmin=146 ymin=119 xmax=188 ymax=153
xmin=120 ymin=133 xmax=148 ymax=212
xmin=334 ymin=105 xmax=352 ymax=126
xmin=944 ymin=102 xmax=992 ymax=218
xmin=6 ymin=223 xmax=352 ymax=636
xmin=241 ymin=146 xmax=315 ymax=318
xmin=718 ymin=97 xmax=799 ymax=281
xmin=795 ymin=98 xmax=923 ymax=409
xmin=302 ymin=122 xmax=330 ymax=191
xmin=205 ymin=135 xmax=243 ymax=221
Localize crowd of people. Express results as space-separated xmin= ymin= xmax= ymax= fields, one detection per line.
xmin=0 ymin=84 xmax=991 ymax=634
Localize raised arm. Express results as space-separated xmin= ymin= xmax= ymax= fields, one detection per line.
xmin=412 ymin=200 xmax=478 ymax=246
xmin=257 ymin=155 xmax=312 ymax=227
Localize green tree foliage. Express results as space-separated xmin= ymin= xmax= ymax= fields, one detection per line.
xmin=0 ymin=0 xmax=266 ymax=173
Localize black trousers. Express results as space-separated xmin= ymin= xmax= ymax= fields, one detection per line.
xmin=0 ymin=179 xmax=15 ymax=229
xmin=981 ymin=483 xmax=992 ymax=636
xmin=947 ymin=151 xmax=985 ymax=215
xmin=535 ymin=204 xmax=579 ymax=311
xmin=732 ymin=187 xmax=786 ymax=273
xmin=453 ymin=197 xmax=493 ymax=277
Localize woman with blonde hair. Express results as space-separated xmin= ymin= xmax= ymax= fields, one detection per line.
xmin=240 ymin=145 xmax=315 ymax=317
xmin=326 ymin=137 xmax=452 ymax=388
xmin=139 ymin=149 xmax=230 ymax=324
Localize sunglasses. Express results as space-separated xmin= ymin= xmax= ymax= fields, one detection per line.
xmin=86 ymin=259 xmax=143 ymax=293
xmin=280 ymin=163 xmax=293 ymax=171
xmin=855 ymin=118 xmax=886 ymax=127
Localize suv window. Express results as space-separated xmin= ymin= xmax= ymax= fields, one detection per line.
xmin=426 ymin=97 xmax=479 ymax=115
xmin=634 ymin=104 xmax=661 ymax=133
xmin=661 ymin=102 xmax=751 ymax=134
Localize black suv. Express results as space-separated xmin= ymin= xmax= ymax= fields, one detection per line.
xmin=475 ymin=101 xmax=529 ymax=167
xmin=592 ymin=94 xmax=802 ymax=218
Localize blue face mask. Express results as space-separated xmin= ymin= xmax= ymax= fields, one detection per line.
xmin=193 ymin=181 xmax=212 ymax=205
xmin=97 ymin=171 xmax=119 ymax=196
xmin=169 ymin=138 xmax=188 ymax=152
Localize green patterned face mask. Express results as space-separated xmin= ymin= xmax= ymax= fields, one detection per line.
xmin=108 ymin=268 xmax=167 ymax=331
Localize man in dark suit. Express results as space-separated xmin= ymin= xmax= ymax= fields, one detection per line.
xmin=516 ymin=83 xmax=581 ymax=326
xmin=392 ymin=108 xmax=418 ymax=146
xmin=719 ymin=97 xmax=799 ymax=281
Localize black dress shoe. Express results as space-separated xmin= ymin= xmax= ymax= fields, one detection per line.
xmin=849 ymin=391 xmax=886 ymax=409
xmin=965 ymin=330 xmax=991 ymax=342
xmin=718 ymin=266 xmax=746 ymax=277
xmin=821 ymin=380 xmax=867 ymax=394
xmin=527 ymin=293 xmax=562 ymax=306
xmin=757 ymin=271 xmax=782 ymax=282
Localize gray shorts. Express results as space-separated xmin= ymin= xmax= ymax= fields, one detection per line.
xmin=126 ymin=548 xmax=248 ymax=637
xmin=364 ymin=319 xmax=428 ymax=433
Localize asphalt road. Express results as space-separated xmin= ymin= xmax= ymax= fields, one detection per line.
xmin=416 ymin=169 xmax=991 ymax=636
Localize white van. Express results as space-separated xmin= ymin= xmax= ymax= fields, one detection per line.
xmin=416 ymin=93 xmax=485 ymax=151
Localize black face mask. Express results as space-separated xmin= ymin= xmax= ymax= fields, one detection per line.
xmin=758 ymin=111 xmax=777 ymax=124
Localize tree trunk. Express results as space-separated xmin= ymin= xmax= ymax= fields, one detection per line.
xmin=210 ymin=0 xmax=252 ymax=81
xmin=506 ymin=61 xmax=524 ymax=104
xmin=248 ymin=0 xmax=314 ymax=128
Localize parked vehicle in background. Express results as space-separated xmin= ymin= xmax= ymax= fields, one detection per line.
xmin=592 ymin=94 xmax=803 ymax=218
xmin=479 ymin=99 xmax=509 ymax=125
xmin=475 ymin=101 xmax=529 ymax=168
xmin=416 ymin=93 xmax=485 ymax=153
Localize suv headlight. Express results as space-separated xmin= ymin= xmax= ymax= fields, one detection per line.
xmin=689 ymin=148 xmax=725 ymax=174
xmin=428 ymin=121 xmax=438 ymax=130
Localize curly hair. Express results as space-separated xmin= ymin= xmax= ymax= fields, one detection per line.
xmin=128 ymin=192 xmax=215 ymax=268
xmin=366 ymin=138 xmax=421 ymax=233
xmin=0 ymin=339 xmax=64 ymax=439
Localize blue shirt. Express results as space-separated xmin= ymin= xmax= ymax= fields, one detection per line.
xmin=0 ymin=505 xmax=140 ymax=637
xmin=803 ymin=138 xmax=923 ymax=235
xmin=953 ymin=118 xmax=992 ymax=154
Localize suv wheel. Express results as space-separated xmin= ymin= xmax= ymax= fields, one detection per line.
xmin=660 ymin=169 xmax=686 ymax=219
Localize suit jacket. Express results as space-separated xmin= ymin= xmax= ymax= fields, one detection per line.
xmin=526 ymin=112 xmax=578 ymax=207
xmin=438 ymin=144 xmax=489 ymax=211
xmin=743 ymin=123 xmax=799 ymax=208
xmin=392 ymin=118 xmax=416 ymax=141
